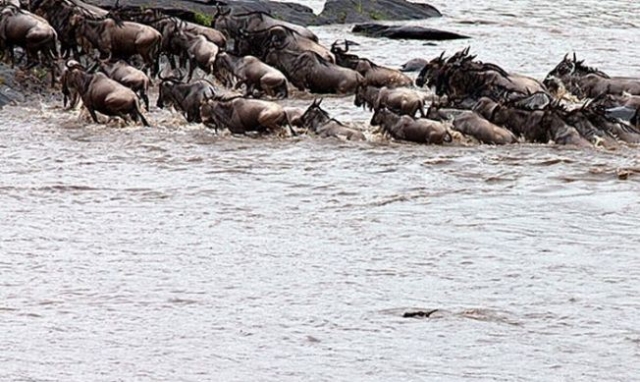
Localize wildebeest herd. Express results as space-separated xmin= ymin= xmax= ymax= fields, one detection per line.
xmin=2 ymin=0 xmax=640 ymax=148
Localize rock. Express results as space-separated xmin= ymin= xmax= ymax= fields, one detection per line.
xmin=315 ymin=0 xmax=441 ymax=25
xmin=87 ymin=0 xmax=442 ymax=26
xmin=352 ymin=23 xmax=469 ymax=40
xmin=400 ymin=58 xmax=429 ymax=72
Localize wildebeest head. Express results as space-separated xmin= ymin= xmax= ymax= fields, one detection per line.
xmin=156 ymin=71 xmax=185 ymax=109
xmin=299 ymin=98 xmax=331 ymax=131
xmin=416 ymin=51 xmax=446 ymax=88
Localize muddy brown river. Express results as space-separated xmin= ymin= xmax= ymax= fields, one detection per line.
xmin=2 ymin=1 xmax=640 ymax=381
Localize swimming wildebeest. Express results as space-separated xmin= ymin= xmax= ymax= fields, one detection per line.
xmin=370 ymin=107 xmax=451 ymax=144
xmin=95 ymin=59 xmax=152 ymax=111
xmin=156 ymin=74 xmax=216 ymax=123
xmin=213 ymin=7 xmax=318 ymax=42
xmin=214 ymin=51 xmax=288 ymax=98
xmin=354 ymin=58 xmax=413 ymax=88
xmin=472 ymin=96 xmax=589 ymax=146
xmin=0 ymin=5 xmax=58 ymax=85
xmin=200 ymin=96 xmax=292 ymax=135
xmin=61 ymin=60 xmax=149 ymax=126
xmin=298 ymin=98 xmax=366 ymax=141
xmin=452 ymin=111 xmax=517 ymax=145
xmin=69 ymin=13 xmax=162 ymax=74
xmin=545 ymin=53 xmax=640 ymax=98
xmin=265 ymin=49 xmax=363 ymax=94
xmin=355 ymin=85 xmax=427 ymax=117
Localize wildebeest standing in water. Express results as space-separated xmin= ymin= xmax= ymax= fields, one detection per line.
xmin=61 ymin=61 xmax=149 ymax=126
xmin=0 ymin=5 xmax=58 ymax=86
xmin=214 ymin=51 xmax=288 ymax=99
xmin=96 ymin=59 xmax=152 ymax=111
xmin=200 ymin=96 xmax=293 ymax=136
xmin=299 ymin=98 xmax=366 ymax=141
xmin=452 ymin=111 xmax=517 ymax=145
xmin=370 ymin=108 xmax=451 ymax=144
xmin=355 ymin=85 xmax=427 ymax=117
xmin=156 ymin=74 xmax=216 ymax=123
xmin=265 ymin=49 xmax=363 ymax=94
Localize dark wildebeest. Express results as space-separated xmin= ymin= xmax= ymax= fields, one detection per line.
xmin=214 ymin=51 xmax=288 ymax=98
xmin=0 ymin=5 xmax=58 ymax=85
xmin=472 ymin=97 xmax=589 ymax=146
xmin=156 ymin=75 xmax=216 ymax=123
xmin=61 ymin=61 xmax=149 ymax=126
xmin=96 ymin=59 xmax=151 ymax=111
xmin=265 ymin=49 xmax=363 ymax=94
xmin=452 ymin=111 xmax=517 ymax=145
xmin=70 ymin=13 xmax=162 ymax=74
xmin=370 ymin=108 xmax=451 ymax=144
xmin=330 ymin=39 xmax=361 ymax=69
xmin=235 ymin=25 xmax=333 ymax=62
xmin=213 ymin=8 xmax=318 ymax=42
xmin=544 ymin=53 xmax=640 ymax=98
xmin=298 ymin=98 xmax=366 ymax=141
xmin=355 ymin=85 xmax=427 ymax=117
xmin=199 ymin=96 xmax=292 ymax=135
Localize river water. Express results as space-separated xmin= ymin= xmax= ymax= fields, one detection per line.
xmin=2 ymin=1 xmax=640 ymax=381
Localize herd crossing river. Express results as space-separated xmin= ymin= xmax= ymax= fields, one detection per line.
xmin=1 ymin=0 xmax=640 ymax=381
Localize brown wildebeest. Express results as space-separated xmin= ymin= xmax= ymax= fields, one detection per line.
xmin=370 ymin=107 xmax=451 ymax=144
xmin=214 ymin=52 xmax=288 ymax=98
xmin=355 ymin=58 xmax=413 ymax=88
xmin=213 ymin=8 xmax=318 ymax=42
xmin=70 ymin=13 xmax=162 ymax=74
xmin=355 ymin=85 xmax=427 ymax=117
xmin=452 ymin=111 xmax=517 ymax=145
xmin=265 ymin=49 xmax=363 ymax=94
xmin=156 ymin=74 xmax=216 ymax=123
xmin=61 ymin=61 xmax=149 ymax=126
xmin=200 ymin=96 xmax=292 ymax=135
xmin=97 ymin=59 xmax=151 ymax=111
xmin=0 ymin=5 xmax=58 ymax=85
xmin=298 ymin=98 xmax=366 ymax=141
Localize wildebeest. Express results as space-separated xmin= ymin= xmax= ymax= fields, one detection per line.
xmin=330 ymin=39 xmax=362 ymax=69
xmin=545 ymin=53 xmax=640 ymax=98
xmin=214 ymin=51 xmax=288 ymax=98
xmin=355 ymin=85 xmax=427 ymax=117
xmin=299 ymin=98 xmax=366 ymax=141
xmin=416 ymin=48 xmax=547 ymax=104
xmin=370 ymin=108 xmax=451 ymax=144
xmin=156 ymin=75 xmax=216 ymax=123
xmin=61 ymin=61 xmax=149 ymax=126
xmin=96 ymin=59 xmax=151 ymax=111
xmin=200 ymin=96 xmax=292 ymax=135
xmin=0 ymin=5 xmax=58 ymax=85
xmin=355 ymin=58 xmax=413 ymax=88
xmin=472 ymin=97 xmax=589 ymax=146
xmin=69 ymin=13 xmax=162 ymax=74
xmin=452 ymin=111 xmax=517 ymax=145
xmin=235 ymin=25 xmax=333 ymax=63
xmin=265 ymin=49 xmax=363 ymax=94
xmin=176 ymin=31 xmax=219 ymax=81
xmin=213 ymin=8 xmax=318 ymax=42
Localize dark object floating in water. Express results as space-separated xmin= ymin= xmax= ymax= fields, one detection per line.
xmin=400 ymin=58 xmax=429 ymax=72
xmin=352 ymin=23 xmax=469 ymax=40
xmin=403 ymin=309 xmax=439 ymax=318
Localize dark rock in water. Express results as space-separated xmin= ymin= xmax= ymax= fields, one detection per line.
xmin=0 ymin=64 xmax=26 ymax=108
xmin=400 ymin=58 xmax=429 ymax=72
xmin=353 ymin=23 xmax=469 ymax=40
xmin=315 ymin=0 xmax=441 ymax=25
xmin=88 ymin=0 xmax=442 ymax=26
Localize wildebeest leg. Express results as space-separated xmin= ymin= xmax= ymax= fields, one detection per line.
xmin=88 ymin=108 xmax=100 ymax=124
xmin=188 ymin=60 xmax=197 ymax=82
xmin=140 ymin=91 xmax=150 ymax=112
xmin=134 ymin=109 xmax=150 ymax=127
